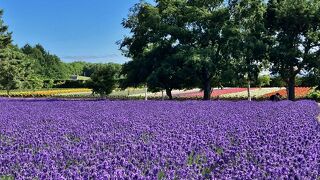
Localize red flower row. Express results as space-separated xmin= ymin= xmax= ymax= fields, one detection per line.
xmin=176 ymin=88 xmax=255 ymax=98
xmin=263 ymin=87 xmax=312 ymax=98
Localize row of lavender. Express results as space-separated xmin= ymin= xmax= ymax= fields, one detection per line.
xmin=0 ymin=99 xmax=319 ymax=179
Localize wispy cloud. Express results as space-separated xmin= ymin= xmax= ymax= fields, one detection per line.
xmin=61 ymin=54 xmax=130 ymax=63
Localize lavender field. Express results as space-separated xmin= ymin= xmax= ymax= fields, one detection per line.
xmin=0 ymin=99 xmax=319 ymax=179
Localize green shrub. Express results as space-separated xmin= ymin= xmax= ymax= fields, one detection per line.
xmin=307 ymin=91 xmax=320 ymax=101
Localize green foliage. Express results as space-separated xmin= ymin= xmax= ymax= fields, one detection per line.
xmin=300 ymin=68 xmax=320 ymax=88
xmin=120 ymin=2 xmax=197 ymax=99
xmin=21 ymin=44 xmax=69 ymax=80
xmin=43 ymin=79 xmax=55 ymax=89
xmin=270 ymin=76 xmax=286 ymax=87
xmin=257 ymin=75 xmax=271 ymax=87
xmin=187 ymin=151 xmax=195 ymax=166
xmin=182 ymin=1 xmax=232 ymax=100
xmin=230 ymin=0 xmax=268 ymax=74
xmin=66 ymin=61 xmax=87 ymax=76
xmin=0 ymin=11 xmax=35 ymax=95
xmin=0 ymin=47 xmax=43 ymax=94
xmin=88 ymin=63 xmax=121 ymax=98
xmin=266 ymin=0 xmax=320 ymax=100
xmin=307 ymin=90 xmax=320 ymax=101
xmin=1 ymin=2 xmax=319 ymax=101
xmin=157 ymin=171 xmax=165 ymax=180
xmin=121 ymin=0 xmax=232 ymax=100
xmin=82 ymin=63 xmax=115 ymax=77
xmin=0 ymin=9 xmax=12 ymax=49
xmin=120 ymin=0 xmax=320 ymax=101
xmin=54 ymin=80 xmax=88 ymax=88
xmin=0 ymin=175 xmax=14 ymax=180
xmin=0 ymin=47 xmax=30 ymax=95
xmin=228 ymin=0 xmax=268 ymax=100
xmin=21 ymin=45 xmax=117 ymax=85
xmin=0 ymin=9 xmax=13 ymax=94
xmin=23 ymin=75 xmax=44 ymax=91
xmin=202 ymin=167 xmax=212 ymax=179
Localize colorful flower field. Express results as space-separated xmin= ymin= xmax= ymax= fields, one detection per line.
xmin=263 ymin=87 xmax=312 ymax=99
xmin=176 ymin=88 xmax=254 ymax=98
xmin=0 ymin=89 xmax=92 ymax=97
xmin=219 ymin=88 xmax=284 ymax=99
xmin=0 ymin=99 xmax=319 ymax=179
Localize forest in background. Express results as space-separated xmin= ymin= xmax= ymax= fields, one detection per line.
xmin=0 ymin=0 xmax=320 ymax=100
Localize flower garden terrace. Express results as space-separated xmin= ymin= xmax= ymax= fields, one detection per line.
xmin=0 ymin=99 xmax=319 ymax=179
xmin=1 ymin=87 xmax=315 ymax=101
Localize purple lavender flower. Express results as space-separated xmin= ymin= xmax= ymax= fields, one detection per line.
xmin=0 ymin=99 xmax=319 ymax=179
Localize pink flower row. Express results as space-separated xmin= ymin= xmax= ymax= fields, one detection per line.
xmin=176 ymin=88 xmax=256 ymax=98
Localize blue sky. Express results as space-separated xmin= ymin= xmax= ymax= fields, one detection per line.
xmin=0 ymin=0 xmax=152 ymax=63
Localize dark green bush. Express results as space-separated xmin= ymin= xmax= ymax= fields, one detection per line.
xmin=307 ymin=91 xmax=320 ymax=102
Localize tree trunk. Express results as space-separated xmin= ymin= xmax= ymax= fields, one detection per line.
xmin=166 ymin=88 xmax=173 ymax=100
xmin=219 ymin=82 xmax=224 ymax=90
xmin=100 ymin=93 xmax=106 ymax=100
xmin=201 ymin=66 xmax=212 ymax=101
xmin=6 ymin=87 xmax=10 ymax=98
xmin=161 ymin=90 xmax=164 ymax=100
xmin=203 ymin=80 xmax=211 ymax=100
xmin=288 ymin=76 xmax=295 ymax=101
xmin=144 ymin=85 xmax=148 ymax=101
xmin=247 ymin=63 xmax=252 ymax=101
xmin=247 ymin=80 xmax=251 ymax=101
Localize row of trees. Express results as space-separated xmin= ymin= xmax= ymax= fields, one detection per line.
xmin=1 ymin=1 xmax=319 ymax=100
xmin=120 ymin=0 xmax=320 ymax=100
xmin=21 ymin=44 xmax=118 ymax=80
xmin=0 ymin=9 xmax=123 ymax=96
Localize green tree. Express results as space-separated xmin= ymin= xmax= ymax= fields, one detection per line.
xmin=24 ymin=75 xmax=44 ymax=93
xmin=218 ymin=65 xmax=242 ymax=87
xmin=21 ymin=44 xmax=45 ymax=76
xmin=21 ymin=44 xmax=69 ymax=80
xmin=0 ymin=47 xmax=30 ymax=96
xmin=120 ymin=2 xmax=196 ymax=99
xmin=83 ymin=63 xmax=113 ymax=77
xmin=257 ymin=75 xmax=271 ymax=88
xmin=89 ymin=63 xmax=121 ymax=98
xmin=229 ymin=0 xmax=268 ymax=100
xmin=66 ymin=61 xmax=88 ymax=76
xmin=266 ymin=0 xmax=320 ymax=100
xmin=169 ymin=0 xmax=234 ymax=100
xmin=122 ymin=1 xmax=237 ymax=100
xmin=270 ymin=75 xmax=286 ymax=87
xmin=300 ymin=68 xmax=319 ymax=88
xmin=146 ymin=48 xmax=194 ymax=99
xmin=0 ymin=10 xmax=29 ymax=96
xmin=0 ymin=10 xmax=11 ymax=50
xmin=43 ymin=79 xmax=55 ymax=89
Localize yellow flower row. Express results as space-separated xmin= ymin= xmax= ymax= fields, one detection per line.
xmin=0 ymin=89 xmax=92 ymax=97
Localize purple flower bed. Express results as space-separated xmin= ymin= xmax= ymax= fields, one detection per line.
xmin=0 ymin=99 xmax=319 ymax=179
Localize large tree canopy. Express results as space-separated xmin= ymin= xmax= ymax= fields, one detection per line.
xmin=88 ymin=63 xmax=121 ymax=98
xmin=120 ymin=0 xmax=320 ymax=100
xmin=21 ymin=44 xmax=69 ymax=80
xmin=0 ymin=46 xmax=33 ymax=95
xmin=229 ymin=0 xmax=268 ymax=100
xmin=121 ymin=0 xmax=235 ymax=100
xmin=0 ymin=10 xmax=29 ymax=95
xmin=266 ymin=0 xmax=320 ymax=100
xmin=120 ymin=2 xmax=197 ymax=99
